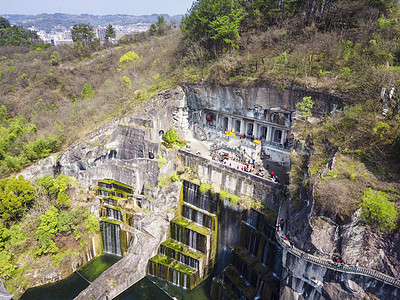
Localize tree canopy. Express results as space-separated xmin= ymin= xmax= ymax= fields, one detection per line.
xmin=361 ymin=188 xmax=398 ymax=233
xmin=105 ymin=23 xmax=116 ymax=42
xmin=150 ymin=16 xmax=167 ymax=36
xmin=0 ymin=175 xmax=35 ymax=221
xmin=181 ymin=0 xmax=245 ymax=54
xmin=0 ymin=19 xmax=41 ymax=47
xmin=0 ymin=17 xmax=11 ymax=29
xmin=296 ymin=96 xmax=314 ymax=119
xmin=71 ymin=23 xmax=96 ymax=45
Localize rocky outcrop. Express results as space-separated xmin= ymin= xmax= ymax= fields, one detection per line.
xmin=20 ymin=88 xmax=186 ymax=190
xmin=182 ymin=83 xmax=344 ymax=117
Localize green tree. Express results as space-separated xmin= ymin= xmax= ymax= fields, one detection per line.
xmin=150 ymin=16 xmax=167 ymax=36
xmin=361 ymin=188 xmax=398 ymax=233
xmin=83 ymin=209 xmax=100 ymax=234
xmin=35 ymin=206 xmax=59 ymax=255
xmin=0 ymin=175 xmax=35 ymax=221
xmin=0 ymin=25 xmax=41 ymax=47
xmin=71 ymin=24 xmax=95 ymax=45
xmin=36 ymin=175 xmax=74 ymax=207
xmin=0 ymin=17 xmax=11 ymax=29
xmin=181 ymin=0 xmax=245 ymax=54
xmin=296 ymin=96 xmax=314 ymax=119
xmin=57 ymin=210 xmax=74 ymax=233
xmin=105 ymin=23 xmax=116 ymax=42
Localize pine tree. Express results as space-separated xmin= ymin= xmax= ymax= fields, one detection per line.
xmin=105 ymin=23 xmax=116 ymax=42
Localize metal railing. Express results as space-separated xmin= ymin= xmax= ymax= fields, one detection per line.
xmin=210 ymin=144 xmax=245 ymax=161
xmin=275 ymin=201 xmax=400 ymax=289
xmin=262 ymin=141 xmax=290 ymax=152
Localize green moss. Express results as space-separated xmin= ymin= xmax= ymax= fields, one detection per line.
xmin=150 ymin=254 xmax=172 ymax=266
xmin=101 ymin=218 xmax=122 ymax=225
xmin=219 ymin=190 xmax=239 ymax=205
xmin=172 ymin=216 xmax=210 ymax=236
xmin=173 ymin=215 xmax=190 ymax=227
xmin=102 ymin=204 xmax=122 ymax=211
xmin=162 ymin=239 xmax=203 ymax=260
xmin=171 ymin=261 xmax=195 ymax=275
xmin=157 ymin=155 xmax=167 ymax=167
xmin=186 ymin=221 xmax=210 ymax=236
xmin=199 ymin=183 xmax=212 ymax=194
xmin=163 ymin=239 xmax=184 ymax=252
xmin=100 ymin=179 xmax=135 ymax=191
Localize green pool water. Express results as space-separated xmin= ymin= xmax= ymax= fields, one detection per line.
xmin=20 ymin=253 xmax=121 ymax=300
xmin=114 ymin=275 xmax=212 ymax=300
xmin=21 ymin=255 xmax=212 ymax=300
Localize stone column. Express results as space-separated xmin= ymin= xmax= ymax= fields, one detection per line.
xmin=256 ymin=123 xmax=262 ymax=140
xmin=267 ymin=126 xmax=272 ymax=143
xmin=281 ymin=130 xmax=287 ymax=146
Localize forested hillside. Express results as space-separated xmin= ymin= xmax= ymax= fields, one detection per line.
xmin=0 ymin=0 xmax=400 ymax=297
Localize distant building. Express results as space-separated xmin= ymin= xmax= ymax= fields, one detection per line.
xmin=95 ymin=27 xmax=106 ymax=42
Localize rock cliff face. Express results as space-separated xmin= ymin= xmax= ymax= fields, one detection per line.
xmin=284 ymin=157 xmax=400 ymax=299
xmin=22 ymin=88 xmax=185 ymax=190
xmin=182 ymin=83 xmax=344 ymax=117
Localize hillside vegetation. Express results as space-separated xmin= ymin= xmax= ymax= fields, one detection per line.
xmin=0 ymin=0 xmax=400 ymax=294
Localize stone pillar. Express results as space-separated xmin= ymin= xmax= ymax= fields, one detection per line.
xmin=281 ymin=130 xmax=287 ymax=146
xmin=267 ymin=126 xmax=272 ymax=143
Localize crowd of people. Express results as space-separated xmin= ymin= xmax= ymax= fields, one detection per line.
xmin=209 ymin=148 xmax=282 ymax=184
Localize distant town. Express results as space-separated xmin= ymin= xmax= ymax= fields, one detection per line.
xmin=33 ymin=24 xmax=151 ymax=45
xmin=1 ymin=13 xmax=182 ymax=45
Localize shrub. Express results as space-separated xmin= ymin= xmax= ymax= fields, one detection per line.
xmin=83 ymin=209 xmax=99 ymax=234
xmin=158 ymin=176 xmax=169 ymax=188
xmin=171 ymin=172 xmax=181 ymax=182
xmin=360 ymin=188 xmax=398 ymax=233
xmin=82 ymin=84 xmax=94 ymax=99
xmin=162 ymin=128 xmax=178 ymax=145
xmin=0 ymin=250 xmax=15 ymax=279
xmin=123 ymin=76 xmax=132 ymax=87
xmin=119 ymin=51 xmax=139 ymax=64
xmin=296 ymin=96 xmax=314 ymax=119
xmin=393 ymin=134 xmax=400 ymax=161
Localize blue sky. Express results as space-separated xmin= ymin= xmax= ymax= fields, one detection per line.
xmin=1 ymin=0 xmax=195 ymax=15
